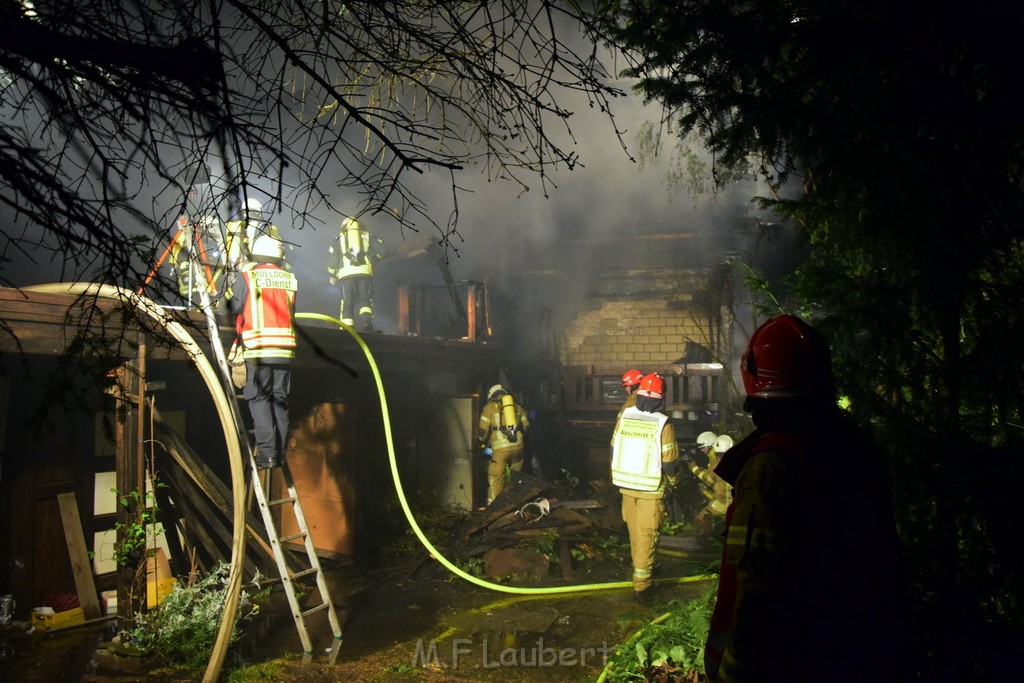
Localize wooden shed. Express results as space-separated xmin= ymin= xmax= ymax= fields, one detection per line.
xmin=0 ymin=285 xmax=559 ymax=624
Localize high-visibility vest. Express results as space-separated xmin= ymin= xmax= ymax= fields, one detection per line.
xmin=237 ymin=264 xmax=297 ymax=360
xmin=611 ymin=406 xmax=669 ymax=491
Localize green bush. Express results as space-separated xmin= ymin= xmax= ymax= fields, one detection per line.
xmin=120 ymin=563 xmax=260 ymax=673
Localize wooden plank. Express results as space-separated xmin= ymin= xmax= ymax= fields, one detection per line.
xmin=151 ymin=409 xmax=298 ymax=575
xmin=56 ymin=492 xmax=102 ymax=619
xmin=558 ymin=540 xmax=574 ymax=581
xmin=162 ymin=464 xmax=264 ymax=580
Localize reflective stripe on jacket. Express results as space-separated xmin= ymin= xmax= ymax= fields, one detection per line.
xmin=237 ymin=264 xmax=297 ymax=360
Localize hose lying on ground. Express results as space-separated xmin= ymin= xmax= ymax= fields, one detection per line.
xmin=296 ymin=312 xmax=714 ymax=596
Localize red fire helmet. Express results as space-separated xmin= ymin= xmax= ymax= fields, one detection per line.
xmin=741 ymin=314 xmax=833 ymax=399
xmin=621 ymin=369 xmax=644 ymax=389
xmin=637 ymin=373 xmax=665 ymax=399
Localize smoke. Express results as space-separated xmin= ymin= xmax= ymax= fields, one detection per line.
xmin=0 ymin=8 xmax=778 ymax=359
xmin=267 ymin=82 xmax=765 ymax=352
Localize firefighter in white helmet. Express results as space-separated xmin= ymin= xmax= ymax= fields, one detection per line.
xmin=223 ymin=197 xmax=281 ymax=277
xmin=684 ymin=431 xmax=733 ymax=535
xmin=328 ymin=217 xmax=384 ymax=333
xmin=478 ymin=384 xmax=530 ymax=504
xmin=226 ymin=234 xmax=297 ymax=469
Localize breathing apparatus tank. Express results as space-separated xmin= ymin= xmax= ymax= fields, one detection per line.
xmin=342 ymin=218 xmax=365 ymax=266
xmin=499 ymin=393 xmax=519 ymax=443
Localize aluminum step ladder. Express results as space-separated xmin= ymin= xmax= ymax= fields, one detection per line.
xmin=247 ymin=454 xmax=342 ymax=653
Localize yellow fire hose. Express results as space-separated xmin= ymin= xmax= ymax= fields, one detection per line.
xmin=20 ymin=288 xmax=707 ymax=682
xmin=296 ymin=312 xmax=713 ymax=596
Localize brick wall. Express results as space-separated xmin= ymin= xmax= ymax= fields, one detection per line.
xmin=559 ymin=295 xmax=710 ymax=371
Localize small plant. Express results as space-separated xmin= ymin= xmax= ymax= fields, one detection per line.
xmin=118 ymin=563 xmax=261 ymax=673
xmin=111 ymin=484 xmax=167 ymax=567
xmin=524 ymin=530 xmax=559 ymax=558
xmin=602 ymin=590 xmax=715 ymax=682
xmin=575 ymin=531 xmax=628 ymax=564
xmin=379 ymin=661 xmax=420 ymax=676
xmin=456 ymin=556 xmax=487 ymax=579
xmin=226 ymin=659 xmax=284 ymax=682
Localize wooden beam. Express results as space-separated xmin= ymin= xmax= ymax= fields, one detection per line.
xmin=56 ymin=492 xmax=102 ymax=619
xmin=114 ymin=361 xmax=144 ymax=622
xmin=150 ymin=408 xmax=298 ymax=575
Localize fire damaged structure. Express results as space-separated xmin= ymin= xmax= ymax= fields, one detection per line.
xmin=0 ymin=217 xmax=743 ymax=649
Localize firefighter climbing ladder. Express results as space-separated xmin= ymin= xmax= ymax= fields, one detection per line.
xmin=246 ymin=457 xmax=342 ymax=653
xmin=148 ymin=235 xmax=343 ymax=655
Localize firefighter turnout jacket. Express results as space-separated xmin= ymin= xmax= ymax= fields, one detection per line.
xmin=478 ymin=398 xmax=530 ymax=454
xmin=233 ymin=263 xmax=298 ymax=361
xmin=610 ymin=392 xmax=638 ymax=446
xmin=690 ymin=448 xmax=729 ymax=516
xmin=704 ymin=411 xmax=910 ymax=682
xmin=328 ymin=225 xmax=375 ymax=279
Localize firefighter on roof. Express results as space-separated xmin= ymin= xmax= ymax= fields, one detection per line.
xmin=478 ymin=384 xmax=530 ymax=504
xmin=328 ymin=217 xmax=383 ymax=333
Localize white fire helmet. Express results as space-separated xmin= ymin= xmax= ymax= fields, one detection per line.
xmin=713 ymin=435 xmax=734 ymax=453
xmin=244 ymin=197 xmax=263 ymax=217
xmin=487 ymin=384 xmax=506 ymax=401
xmin=250 ymin=235 xmax=284 ymax=261
xmin=696 ymin=431 xmax=717 ymax=448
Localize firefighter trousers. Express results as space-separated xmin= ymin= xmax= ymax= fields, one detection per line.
xmin=620 ymin=489 xmax=665 ymax=592
xmin=487 ymin=446 xmax=524 ymax=504
xmin=244 ymin=361 xmax=292 ymax=466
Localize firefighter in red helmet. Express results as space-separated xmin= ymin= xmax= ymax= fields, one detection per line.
xmin=610 ymin=369 xmax=644 ymax=447
xmin=704 ymin=315 xmax=911 ymax=682
xmin=610 ymin=372 xmax=680 ymax=603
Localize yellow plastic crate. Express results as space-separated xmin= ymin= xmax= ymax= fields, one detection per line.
xmin=146 ymin=577 xmax=177 ymax=608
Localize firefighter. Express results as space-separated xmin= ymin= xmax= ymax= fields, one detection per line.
xmin=478 ymin=384 xmax=530 ymax=504
xmin=611 ymin=369 xmax=644 ymax=447
xmin=610 ymin=372 xmax=680 ymax=603
xmin=227 ymin=234 xmax=298 ymax=469
xmin=223 ymin=198 xmax=281 ymax=279
xmin=704 ymin=314 xmax=911 ymax=682
xmin=167 ymin=223 xmax=198 ymax=299
xmin=328 ymin=217 xmax=383 ymax=333
xmin=158 ymin=214 xmax=218 ymax=304
xmin=685 ymin=431 xmax=732 ymax=535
